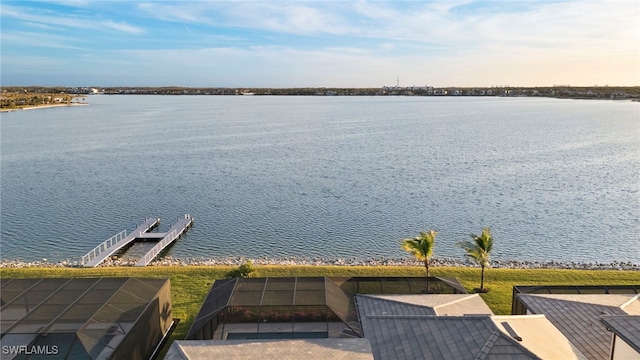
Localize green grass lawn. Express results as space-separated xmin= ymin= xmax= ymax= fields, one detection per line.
xmin=2 ymin=265 xmax=638 ymax=355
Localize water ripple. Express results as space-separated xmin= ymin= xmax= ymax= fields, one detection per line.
xmin=1 ymin=96 xmax=638 ymax=264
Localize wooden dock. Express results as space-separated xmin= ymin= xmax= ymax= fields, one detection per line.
xmin=81 ymin=214 xmax=193 ymax=267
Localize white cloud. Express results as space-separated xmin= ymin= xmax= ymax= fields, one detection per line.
xmin=1 ymin=4 xmax=145 ymax=34
xmin=44 ymin=0 xmax=91 ymax=7
xmin=2 ymin=0 xmax=637 ymax=86
xmin=136 ymin=1 xmax=637 ymax=54
xmin=101 ymin=20 xmax=144 ymax=34
xmin=0 ymin=31 xmax=89 ymax=50
xmin=104 ymin=36 xmax=637 ymax=87
xmin=136 ymin=2 xmax=213 ymax=24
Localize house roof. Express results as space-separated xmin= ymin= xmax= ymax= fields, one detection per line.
xmin=356 ymin=294 xmax=493 ymax=317
xmin=186 ymin=276 xmax=468 ymax=340
xmin=360 ymin=315 xmax=540 ymax=360
xmin=165 ymin=339 xmax=375 ymax=360
xmin=357 ymin=295 xmax=585 ymax=359
xmin=600 ymin=315 xmax=640 ymax=353
xmin=516 ymin=293 xmax=640 ymax=359
xmin=490 ymin=316 xmax=587 ymax=360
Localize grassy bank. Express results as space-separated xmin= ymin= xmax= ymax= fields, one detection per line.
xmin=1 ymin=266 xmax=637 ymax=353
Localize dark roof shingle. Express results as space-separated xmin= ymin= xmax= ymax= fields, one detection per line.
xmin=516 ymin=294 xmax=639 ymax=359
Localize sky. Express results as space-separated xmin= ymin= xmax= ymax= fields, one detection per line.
xmin=1 ymin=0 xmax=638 ymax=88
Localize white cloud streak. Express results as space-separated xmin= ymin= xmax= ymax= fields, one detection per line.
xmin=1 ymin=4 xmax=145 ymax=34
xmin=134 ymin=1 xmax=638 ymax=55
xmin=0 ymin=31 xmax=89 ymax=50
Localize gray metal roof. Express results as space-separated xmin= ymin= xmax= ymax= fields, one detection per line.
xmin=357 ymin=294 xmax=494 ymax=317
xmin=600 ymin=315 xmax=640 ymax=353
xmin=516 ymin=294 xmax=640 ymax=360
xmin=356 ymin=295 xmax=539 ymax=359
xmin=356 ymin=295 xmax=437 ymax=316
xmin=359 ymin=315 xmax=539 ymax=360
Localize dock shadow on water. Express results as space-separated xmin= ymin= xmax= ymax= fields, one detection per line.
xmin=115 ymin=242 xmax=157 ymax=263
xmin=110 ymin=228 xmax=189 ymax=265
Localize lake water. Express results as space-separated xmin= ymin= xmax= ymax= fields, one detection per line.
xmin=1 ymin=95 xmax=638 ymax=264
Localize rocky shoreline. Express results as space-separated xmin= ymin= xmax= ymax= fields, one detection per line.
xmin=1 ymin=256 xmax=637 ymax=270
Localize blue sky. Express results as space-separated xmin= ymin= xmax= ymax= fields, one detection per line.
xmin=1 ymin=1 xmax=638 ymax=87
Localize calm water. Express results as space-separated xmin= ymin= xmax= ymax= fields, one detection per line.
xmin=1 ymin=95 xmax=638 ymax=264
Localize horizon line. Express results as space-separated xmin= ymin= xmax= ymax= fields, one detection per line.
xmin=3 ymin=84 xmax=639 ymax=89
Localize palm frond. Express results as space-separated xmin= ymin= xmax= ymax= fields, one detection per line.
xmin=457 ymin=228 xmax=494 ymax=268
xmin=401 ymin=230 xmax=436 ymax=262
xmin=401 ymin=239 xmax=427 ymax=261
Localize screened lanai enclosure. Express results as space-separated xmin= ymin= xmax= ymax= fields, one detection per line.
xmin=0 ymin=278 xmax=173 ymax=360
xmin=187 ymin=276 xmax=466 ymax=341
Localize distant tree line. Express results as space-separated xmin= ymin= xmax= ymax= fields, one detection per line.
xmin=2 ymin=85 xmax=638 ymax=100
xmin=0 ymin=91 xmax=78 ymax=110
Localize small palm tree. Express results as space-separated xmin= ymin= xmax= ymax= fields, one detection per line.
xmin=401 ymin=230 xmax=437 ymax=279
xmin=458 ymin=227 xmax=494 ymax=292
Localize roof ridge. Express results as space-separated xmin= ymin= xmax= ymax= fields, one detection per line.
xmin=620 ymin=294 xmax=640 ymax=312
xmin=480 ymin=320 xmax=543 ymax=359
xmin=474 ymin=330 xmax=502 ymax=360
xmin=359 ymin=293 xmax=478 ymax=312
xmin=432 ymin=294 xmax=477 ymax=312
xmin=355 ymin=294 xmax=438 ymax=312
xmin=362 ymin=314 xmax=490 ymax=320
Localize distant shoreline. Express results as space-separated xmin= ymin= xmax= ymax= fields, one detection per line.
xmin=2 ymin=85 xmax=639 ymax=100
xmin=1 ymin=256 xmax=637 ymax=270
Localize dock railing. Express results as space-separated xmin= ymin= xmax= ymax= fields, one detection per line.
xmin=136 ymin=229 xmax=178 ymax=266
xmin=81 ymin=230 xmax=127 ymax=265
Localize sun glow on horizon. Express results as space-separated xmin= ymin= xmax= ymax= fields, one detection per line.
xmin=1 ymin=0 xmax=638 ymax=87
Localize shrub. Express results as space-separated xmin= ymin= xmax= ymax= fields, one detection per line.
xmin=226 ymin=260 xmax=256 ymax=278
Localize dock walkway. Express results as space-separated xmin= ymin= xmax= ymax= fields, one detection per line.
xmin=81 ymin=218 xmax=159 ymax=267
xmin=135 ymin=214 xmax=193 ymax=266
xmin=81 ymin=214 xmax=193 ymax=267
